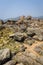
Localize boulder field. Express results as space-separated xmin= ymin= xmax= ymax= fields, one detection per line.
xmin=0 ymin=16 xmax=43 ymax=65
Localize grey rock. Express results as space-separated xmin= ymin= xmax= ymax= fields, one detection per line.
xmin=9 ymin=32 xmax=27 ymax=42
xmin=26 ymin=27 xmax=35 ymax=37
xmin=27 ymin=27 xmax=43 ymax=41
xmin=0 ymin=48 xmax=11 ymax=64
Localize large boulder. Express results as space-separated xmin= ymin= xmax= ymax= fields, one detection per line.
xmin=0 ymin=48 xmax=11 ymax=64
xmin=26 ymin=27 xmax=43 ymax=41
xmin=33 ymin=35 xmax=43 ymax=41
xmin=26 ymin=27 xmax=36 ymax=37
xmin=34 ymin=28 xmax=43 ymax=41
xmin=9 ymin=32 xmax=27 ymax=42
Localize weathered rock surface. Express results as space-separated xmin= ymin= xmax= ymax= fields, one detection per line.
xmin=27 ymin=27 xmax=43 ymax=41
xmin=9 ymin=32 xmax=27 ymax=42
xmin=0 ymin=48 xmax=11 ymax=64
xmin=12 ymin=52 xmax=41 ymax=65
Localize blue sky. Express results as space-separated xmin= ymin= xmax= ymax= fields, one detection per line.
xmin=0 ymin=0 xmax=43 ymax=19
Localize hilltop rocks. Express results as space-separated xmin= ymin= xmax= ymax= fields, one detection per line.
xmin=5 ymin=20 xmax=16 ymax=25
xmin=9 ymin=27 xmax=43 ymax=42
xmin=0 ymin=16 xmax=43 ymax=65
xmin=26 ymin=16 xmax=32 ymax=20
xmin=0 ymin=48 xmax=11 ymax=64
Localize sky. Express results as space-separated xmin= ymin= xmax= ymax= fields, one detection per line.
xmin=0 ymin=0 xmax=43 ymax=19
